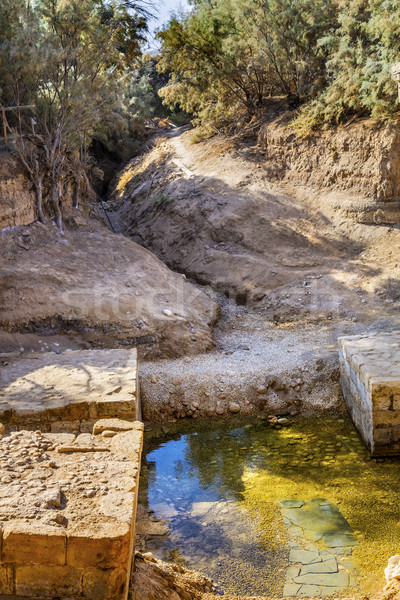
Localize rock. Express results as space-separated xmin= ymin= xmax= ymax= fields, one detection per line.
xmin=101 ymin=430 xmax=118 ymax=438
xmin=0 ymin=423 xmax=5 ymax=435
xmin=289 ymin=549 xmax=321 ymax=565
xmin=215 ymin=406 xmax=225 ymax=415
xmin=163 ymin=309 xmax=173 ymax=317
xmin=93 ymin=419 xmax=142 ymax=436
xmin=293 ymin=571 xmax=349 ymax=588
xmin=142 ymin=552 xmax=154 ymax=561
xmin=228 ymin=402 xmax=240 ymax=413
xmin=274 ymin=381 xmax=286 ymax=392
xmin=106 ymin=385 xmax=122 ymax=395
xmin=385 ymin=555 xmax=400 ymax=582
xmin=136 ymin=520 xmax=169 ymax=536
xmin=256 ymin=386 xmax=268 ymax=394
xmin=54 ymin=513 xmax=65 ymax=525
xmin=280 ymin=499 xmax=305 ymax=509
xmin=41 ymin=487 xmax=62 ymax=509
xmin=150 ymin=375 xmax=157 ymax=384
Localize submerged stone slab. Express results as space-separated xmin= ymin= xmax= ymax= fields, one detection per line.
xmin=289 ymin=549 xmax=321 ymax=565
xmin=297 ymin=585 xmax=341 ymax=597
xmin=300 ymin=558 xmax=338 ymax=574
xmin=282 ymin=499 xmax=356 ymax=544
xmin=339 ymin=332 xmax=400 ymax=456
xmin=282 ymin=499 xmax=357 ymax=596
xmin=294 ymin=571 xmax=349 ymax=587
xmin=323 ymin=532 xmax=358 ymax=548
xmin=0 ymin=349 xmax=139 ymax=432
xmin=280 ymin=500 xmax=305 ymax=509
xmin=283 ymin=583 xmax=302 ymax=596
xmin=0 ymin=420 xmax=144 ymax=599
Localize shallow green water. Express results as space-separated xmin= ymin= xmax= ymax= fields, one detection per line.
xmin=138 ymin=416 xmax=400 ymax=597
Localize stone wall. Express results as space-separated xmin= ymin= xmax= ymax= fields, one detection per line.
xmin=339 ymin=332 xmax=400 ymax=456
xmin=0 ymin=420 xmax=144 ymax=599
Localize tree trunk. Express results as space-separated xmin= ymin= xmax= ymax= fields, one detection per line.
xmin=34 ymin=174 xmax=46 ymax=224
xmin=73 ymin=174 xmax=80 ymax=209
xmin=51 ymin=182 xmax=63 ymax=230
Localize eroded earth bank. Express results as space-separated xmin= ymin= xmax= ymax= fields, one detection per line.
xmin=3 ymin=115 xmax=400 ymax=599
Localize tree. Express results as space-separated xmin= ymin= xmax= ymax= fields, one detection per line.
xmin=0 ymin=0 xmax=148 ymax=228
xmin=156 ymin=0 xmax=337 ymax=127
xmin=293 ymin=0 xmax=400 ymax=129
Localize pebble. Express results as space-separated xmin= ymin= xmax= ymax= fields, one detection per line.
xmin=54 ymin=513 xmax=65 ymax=524
xmin=163 ymin=309 xmax=173 ymax=317
xmin=228 ymin=402 xmax=240 ymax=413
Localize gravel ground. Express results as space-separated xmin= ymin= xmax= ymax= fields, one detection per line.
xmin=139 ymin=290 xmax=400 ymax=422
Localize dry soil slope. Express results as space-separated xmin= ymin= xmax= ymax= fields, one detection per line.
xmin=0 ymin=218 xmax=219 ymax=359
xmin=109 ymin=127 xmax=400 ymax=328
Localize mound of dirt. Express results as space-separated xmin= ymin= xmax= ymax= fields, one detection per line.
xmin=0 ymin=218 xmax=219 ymax=359
xmin=108 ymin=128 xmax=400 ymax=327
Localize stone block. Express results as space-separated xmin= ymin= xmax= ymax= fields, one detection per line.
xmin=2 ymin=523 xmax=66 ymax=565
xmin=374 ymin=410 xmax=400 ymax=427
xmin=94 ymin=398 xmax=137 ymax=419
xmin=0 ymin=349 xmax=138 ymax=429
xmin=0 ymin=382 xmax=142 ymax=600
xmin=93 ymin=419 xmax=142 ymax=435
xmin=294 ymin=571 xmax=349 ymax=587
xmin=47 ymin=401 xmax=90 ymax=422
xmin=51 ymin=420 xmax=81 ymax=433
xmin=67 ymin=523 xmax=131 ymax=568
xmin=82 ymin=567 xmax=128 ymax=600
xmin=111 ymin=427 xmax=144 ymax=461
xmin=15 ymin=565 xmax=82 ymax=598
xmin=0 ymin=564 xmax=14 ymax=595
xmin=339 ymin=332 xmax=400 ymax=456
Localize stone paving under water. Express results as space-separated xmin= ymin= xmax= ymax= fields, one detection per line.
xmin=280 ymin=499 xmax=358 ymax=597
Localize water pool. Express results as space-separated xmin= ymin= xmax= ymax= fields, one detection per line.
xmin=138 ymin=416 xmax=400 ymax=597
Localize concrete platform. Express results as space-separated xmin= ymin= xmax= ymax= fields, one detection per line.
xmin=0 ymin=349 xmax=139 ymax=432
xmin=0 ymin=419 xmax=143 ymax=599
xmin=339 ymin=332 xmax=400 ymax=456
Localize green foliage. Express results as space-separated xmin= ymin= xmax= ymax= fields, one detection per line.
xmin=0 ymin=0 xmax=150 ymax=225
xmin=156 ymin=0 xmax=337 ymax=126
xmin=157 ymin=0 xmax=400 ymax=130
xmin=293 ymin=0 xmax=400 ymax=128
